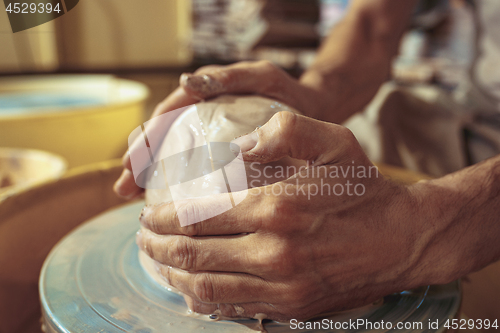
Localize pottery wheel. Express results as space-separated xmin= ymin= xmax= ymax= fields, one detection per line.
xmin=40 ymin=201 xmax=461 ymax=332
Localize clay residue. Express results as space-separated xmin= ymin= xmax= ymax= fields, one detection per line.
xmin=181 ymin=74 xmax=225 ymax=97
xmin=253 ymin=313 xmax=268 ymax=333
xmin=111 ymin=309 xmax=132 ymax=321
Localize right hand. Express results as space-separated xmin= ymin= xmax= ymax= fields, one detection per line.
xmin=114 ymin=60 xmax=334 ymax=200
xmin=135 ymin=111 xmax=437 ymax=321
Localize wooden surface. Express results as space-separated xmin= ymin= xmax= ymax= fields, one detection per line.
xmin=0 ymin=148 xmax=67 ymax=199
xmin=0 ymin=159 xmax=127 ymax=333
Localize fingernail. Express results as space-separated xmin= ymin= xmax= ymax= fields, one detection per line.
xmin=231 ymin=131 xmax=259 ymax=153
xmin=180 ymin=73 xmax=224 ymax=96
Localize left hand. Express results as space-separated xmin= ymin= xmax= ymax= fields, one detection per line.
xmin=137 ymin=111 xmax=435 ymax=321
xmin=114 ymin=60 xmax=330 ymax=200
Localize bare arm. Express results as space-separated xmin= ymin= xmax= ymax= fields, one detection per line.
xmin=300 ymin=0 xmax=419 ymax=123
xmin=414 ymin=154 xmax=500 ymax=284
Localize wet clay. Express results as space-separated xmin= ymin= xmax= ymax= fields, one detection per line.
xmin=140 ymin=95 xmax=306 ymax=328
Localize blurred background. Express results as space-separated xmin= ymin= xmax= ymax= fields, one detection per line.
xmin=0 ymin=0 xmax=475 ymax=119
xmin=0 ymin=0 xmax=478 ymax=215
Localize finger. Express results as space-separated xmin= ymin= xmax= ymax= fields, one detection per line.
xmin=183 ymin=296 xmax=283 ymax=322
xmin=137 ymin=229 xmax=260 ymax=273
xmin=231 ymin=111 xmax=366 ymax=166
xmin=114 ymin=169 xmax=142 ymax=199
xmin=180 ymin=60 xmax=309 ymax=110
xmin=122 ymin=87 xmax=199 ymax=172
xmin=155 ymin=264 xmax=279 ymax=304
xmin=140 ymin=192 xmax=264 ymax=236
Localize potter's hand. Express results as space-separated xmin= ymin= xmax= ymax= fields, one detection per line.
xmin=178 ymin=61 xmax=332 ymax=120
xmin=114 ymin=61 xmax=330 ymax=200
xmin=137 ymin=111 xmax=438 ymax=321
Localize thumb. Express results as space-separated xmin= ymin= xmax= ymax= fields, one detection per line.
xmin=180 ymin=61 xmax=305 ymax=110
xmin=231 ymin=111 xmax=365 ymax=166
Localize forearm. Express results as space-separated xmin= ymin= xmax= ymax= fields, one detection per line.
xmin=300 ymin=0 xmax=418 ymax=123
xmin=412 ymin=155 xmax=500 ymax=285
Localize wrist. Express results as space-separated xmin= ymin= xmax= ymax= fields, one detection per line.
xmin=404 ymin=170 xmax=496 ymax=287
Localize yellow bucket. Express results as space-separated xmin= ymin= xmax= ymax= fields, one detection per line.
xmin=0 ymin=75 xmax=149 ymax=168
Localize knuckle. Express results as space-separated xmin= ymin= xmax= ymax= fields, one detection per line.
xmin=147 ymin=214 xmax=162 ymax=234
xmin=181 ymin=222 xmax=202 ymax=237
xmin=192 ymin=274 xmax=216 ymax=303
xmin=334 ymin=125 xmax=364 ymax=157
xmin=265 ymin=241 xmax=297 ymax=275
xmin=147 ymin=238 xmax=164 ymax=262
xmin=176 ymin=201 xmax=206 ymax=233
xmin=273 ymin=195 xmax=293 ymax=214
xmin=171 ymin=237 xmax=198 ymax=271
xmin=142 ymin=203 xmax=176 ymax=234
xmin=275 ymin=110 xmax=298 ymax=129
xmin=216 ymin=61 xmax=257 ymax=87
xmin=272 ymin=111 xmax=298 ymax=140
xmin=337 ymin=125 xmax=356 ymax=143
xmin=254 ymin=60 xmax=288 ymax=94
xmin=268 ymin=197 xmax=294 ymax=227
